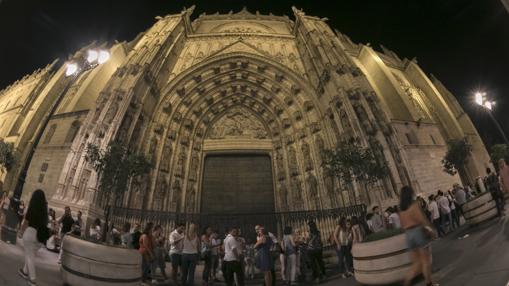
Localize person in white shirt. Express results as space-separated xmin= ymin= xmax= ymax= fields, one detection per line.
xmin=436 ymin=190 xmax=452 ymax=233
xmin=371 ymin=206 xmax=385 ymax=233
xmin=169 ymin=223 xmax=185 ymax=285
xmin=388 ymin=207 xmax=401 ymax=229
xmin=224 ymin=226 xmax=244 ymax=286
xmin=427 ymin=195 xmax=445 ymax=237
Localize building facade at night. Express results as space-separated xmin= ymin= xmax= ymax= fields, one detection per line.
xmin=0 ymin=7 xmax=491 ymax=223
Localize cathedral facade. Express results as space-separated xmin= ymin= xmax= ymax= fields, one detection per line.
xmin=0 ymin=7 xmax=491 ymax=221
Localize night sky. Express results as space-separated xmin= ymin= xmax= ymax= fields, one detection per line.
xmin=0 ymin=0 xmax=508 ymax=148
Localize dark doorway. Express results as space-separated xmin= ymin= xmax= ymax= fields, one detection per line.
xmin=201 ymin=154 xmax=276 ymax=240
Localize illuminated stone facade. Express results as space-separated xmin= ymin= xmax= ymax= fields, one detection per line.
xmin=0 ymin=7 xmax=491 ymax=219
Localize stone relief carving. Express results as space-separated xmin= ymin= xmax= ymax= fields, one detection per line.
xmin=207 ymin=107 xmax=268 ymax=139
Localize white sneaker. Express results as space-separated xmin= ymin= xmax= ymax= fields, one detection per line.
xmin=151 ymin=279 xmax=158 ymax=284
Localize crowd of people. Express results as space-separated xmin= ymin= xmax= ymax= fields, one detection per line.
xmin=4 ymin=159 xmax=509 ymax=286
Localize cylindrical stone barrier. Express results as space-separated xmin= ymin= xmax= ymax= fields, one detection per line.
xmin=462 ymin=192 xmax=498 ymax=225
xmin=352 ymin=233 xmax=412 ymax=285
xmin=61 ymin=235 xmax=142 ymax=286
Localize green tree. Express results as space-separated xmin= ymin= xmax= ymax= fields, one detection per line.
xmin=441 ymin=137 xmax=472 ymax=181
xmin=85 ymin=141 xmax=151 ymax=242
xmin=0 ymin=140 xmax=16 ymax=172
xmin=490 ymin=144 xmax=509 ymax=169
xmin=323 ymin=141 xmax=389 ymax=203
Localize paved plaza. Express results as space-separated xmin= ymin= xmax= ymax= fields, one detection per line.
xmin=1 ymin=213 xmax=509 ymax=286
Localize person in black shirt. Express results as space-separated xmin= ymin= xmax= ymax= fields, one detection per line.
xmin=131 ymin=223 xmax=142 ymax=250
xmin=17 ymin=189 xmax=49 ymax=286
xmin=58 ymin=206 xmax=74 ymax=263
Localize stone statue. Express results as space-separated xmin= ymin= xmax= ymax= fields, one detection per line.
xmin=189 ymin=153 xmax=199 ymax=181
xmin=276 ymin=149 xmax=286 ymax=181
xmin=160 ymin=141 xmax=172 ymax=172
xmin=307 ymin=173 xmax=318 ymax=199
xmin=291 ymin=177 xmax=303 ymax=207
xmin=175 ymin=148 xmax=187 ymax=178
xmin=148 ymin=137 xmax=158 ymax=166
xmin=314 ymin=134 xmax=326 ymax=165
xmin=288 ymin=146 xmax=299 ymax=176
xmin=104 ymin=102 xmax=118 ymax=124
xmin=301 ymin=141 xmax=314 ymax=171
xmin=186 ymin=186 xmax=196 ymax=213
xmin=279 ymin=183 xmax=288 ymax=210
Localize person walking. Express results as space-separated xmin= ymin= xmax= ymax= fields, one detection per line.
xmin=152 ymin=225 xmax=168 ymax=283
xmin=428 ymin=195 xmax=444 ymax=237
xmin=282 ymin=226 xmax=298 ymax=285
xmin=169 ymin=222 xmax=185 ymax=285
xmin=485 ymin=167 xmax=504 ymax=217
xmin=399 ymin=186 xmax=439 ymax=286
xmin=201 ymin=226 xmax=214 ymax=286
xmin=333 ymin=217 xmax=352 ymax=278
xmin=307 ymin=221 xmax=325 ymax=284
xmin=139 ymin=222 xmax=155 ymax=283
xmin=181 ymin=223 xmax=200 ymax=286
xmin=244 ymin=239 xmax=256 ymax=280
xmin=17 ymin=189 xmax=50 ymax=286
xmin=224 ymin=226 xmax=244 ymax=286
xmin=255 ymin=228 xmax=274 ymax=286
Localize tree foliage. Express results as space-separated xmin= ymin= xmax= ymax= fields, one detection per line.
xmin=0 ymin=140 xmax=16 ymax=171
xmin=442 ymin=137 xmax=472 ymax=176
xmin=490 ymin=144 xmax=509 ymax=168
xmin=85 ymin=141 xmax=151 ymax=201
xmin=323 ymin=141 xmax=389 ymax=186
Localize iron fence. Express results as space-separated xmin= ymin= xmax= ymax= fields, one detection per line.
xmin=111 ymin=204 xmax=366 ymax=247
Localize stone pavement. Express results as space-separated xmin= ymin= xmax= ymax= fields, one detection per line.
xmin=2 ymin=214 xmax=509 ymax=286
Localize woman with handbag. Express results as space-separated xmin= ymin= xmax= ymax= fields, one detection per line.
xmin=17 ymin=189 xmax=50 ymax=286
xmin=399 ymin=186 xmax=439 ymax=286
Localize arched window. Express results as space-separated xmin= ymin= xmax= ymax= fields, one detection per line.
xmin=65 ymin=120 xmax=81 ymax=143
xmin=43 ymin=124 xmax=57 ymax=144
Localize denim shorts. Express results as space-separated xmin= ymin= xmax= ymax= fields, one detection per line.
xmin=405 ymin=226 xmax=430 ymax=250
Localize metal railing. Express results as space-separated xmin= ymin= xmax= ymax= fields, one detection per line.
xmin=111 ymin=204 xmax=366 ymax=247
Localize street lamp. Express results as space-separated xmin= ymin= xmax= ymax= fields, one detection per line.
xmin=1 ymin=49 xmax=110 ymax=243
xmin=474 ymin=91 xmax=509 ymax=145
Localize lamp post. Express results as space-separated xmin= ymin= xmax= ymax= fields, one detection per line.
xmin=474 ymin=91 xmax=509 ymax=145
xmin=1 ymin=49 xmax=110 ymax=243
